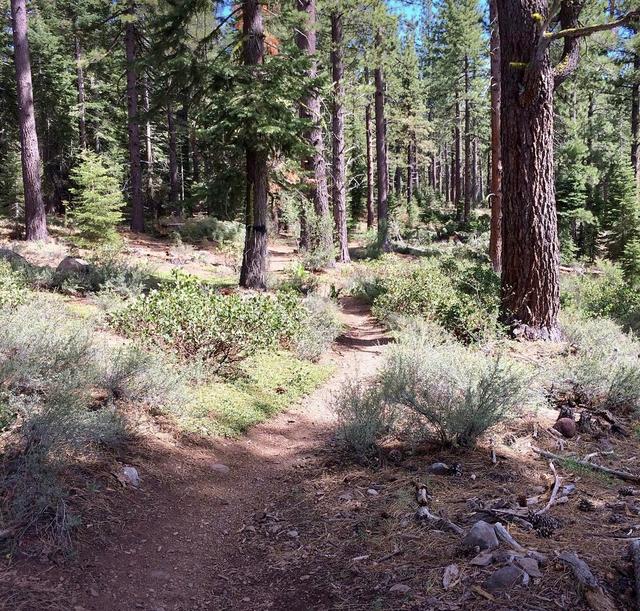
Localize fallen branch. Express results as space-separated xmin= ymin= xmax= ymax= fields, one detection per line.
xmin=494 ymin=522 xmax=526 ymax=553
xmin=416 ymin=506 xmax=465 ymax=536
xmin=537 ymin=461 xmax=561 ymax=515
xmin=532 ymin=447 xmax=640 ymax=484
xmin=557 ymin=551 xmax=617 ymax=611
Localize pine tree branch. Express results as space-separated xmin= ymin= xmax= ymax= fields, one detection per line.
xmin=545 ymin=9 xmax=640 ymax=41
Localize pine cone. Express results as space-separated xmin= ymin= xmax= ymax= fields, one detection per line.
xmin=619 ymin=487 xmax=635 ymax=497
xmin=527 ymin=511 xmax=560 ymax=538
xmin=578 ymin=498 xmax=596 ymax=512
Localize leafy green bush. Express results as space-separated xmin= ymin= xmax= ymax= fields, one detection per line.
xmin=0 ymin=261 xmax=27 ymax=308
xmin=68 ymin=151 xmax=125 ymax=248
xmin=110 ymin=272 xmax=305 ymax=371
xmin=558 ymin=311 xmax=640 ymax=414
xmin=561 ymin=261 xmax=640 ymax=332
xmin=171 ymin=216 xmax=244 ymax=245
xmin=358 ymin=256 xmax=500 ymax=343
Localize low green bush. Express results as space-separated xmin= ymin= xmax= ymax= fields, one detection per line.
xmin=110 ymin=272 xmax=306 ymax=371
xmin=171 ymin=216 xmax=244 ymax=245
xmin=293 ymin=295 xmax=342 ymax=361
xmin=171 ymin=351 xmax=332 ymax=436
xmin=353 ymin=255 xmax=500 ymax=343
xmin=0 ymin=261 xmax=27 ymax=307
xmin=558 ymin=311 xmax=640 ymax=414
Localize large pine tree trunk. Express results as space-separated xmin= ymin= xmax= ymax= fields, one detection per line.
xmin=167 ymin=105 xmax=180 ymax=213
xmin=142 ymin=75 xmax=156 ymax=216
xmin=330 ymin=12 xmax=350 ymax=263
xmin=489 ymin=0 xmax=502 ymax=272
xmin=365 ymin=76 xmax=375 ymax=229
xmin=463 ymin=56 xmax=472 ymax=224
xmin=239 ymin=0 xmax=268 ymax=289
xmin=631 ymin=54 xmax=639 ymax=180
xmin=374 ymin=40 xmax=390 ymax=251
xmin=497 ymin=0 xmax=560 ymax=340
xmin=125 ymin=4 xmax=144 ymax=232
xmin=296 ymin=0 xmax=333 ymax=261
xmin=454 ymin=99 xmax=462 ymax=219
xmin=74 ymin=35 xmax=87 ymax=150
xmin=11 ymin=0 xmax=47 ymax=240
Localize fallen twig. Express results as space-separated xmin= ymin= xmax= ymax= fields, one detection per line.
xmin=494 ymin=522 xmax=526 ymax=552
xmin=532 ymin=446 xmax=640 ymax=484
xmin=537 ymin=461 xmax=561 ymax=515
xmin=416 ymin=506 xmax=465 ymax=536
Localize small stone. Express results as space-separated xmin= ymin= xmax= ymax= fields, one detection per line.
xmin=442 ymin=564 xmax=459 ymax=590
xmin=428 ymin=462 xmax=452 ymax=475
xmin=90 ymin=588 xmax=99 ymax=598
xmin=210 ymin=463 xmax=230 ymax=475
xmin=367 ymin=488 xmax=379 ymax=496
xmin=122 ymin=466 xmax=140 ymax=488
xmin=526 ymin=550 xmax=548 ymax=565
xmin=485 ymin=565 xmax=525 ymax=592
xmin=389 ymin=583 xmax=410 ymax=595
xmin=553 ymin=417 xmax=577 ymax=438
xmin=470 ymin=551 xmax=494 ymax=566
xmin=516 ymin=557 xmax=542 ymax=578
xmin=461 ymin=520 xmax=499 ymax=552
xmin=56 ymin=256 xmax=92 ymax=275
xmin=286 ymin=530 xmax=299 ymax=538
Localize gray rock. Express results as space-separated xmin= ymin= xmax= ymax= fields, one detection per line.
xmin=389 ymin=583 xmax=410 ymax=595
xmin=470 ymin=551 xmax=494 ymax=566
xmin=526 ymin=550 xmax=548 ymax=565
xmin=0 ymin=248 xmax=28 ymax=268
xmin=210 ymin=463 xmax=230 ymax=475
xmin=56 ymin=256 xmax=92 ymax=275
xmin=516 ymin=557 xmax=542 ymax=578
xmin=485 ymin=565 xmax=525 ymax=592
xmin=122 ymin=466 xmax=140 ymax=488
xmin=428 ymin=462 xmax=451 ymax=475
xmin=461 ymin=520 xmax=499 ymax=552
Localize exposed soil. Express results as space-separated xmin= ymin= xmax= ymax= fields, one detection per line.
xmin=3 ymin=236 xmax=640 ymax=611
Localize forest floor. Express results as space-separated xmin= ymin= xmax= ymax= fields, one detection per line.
xmin=3 ymin=232 xmax=640 ymax=610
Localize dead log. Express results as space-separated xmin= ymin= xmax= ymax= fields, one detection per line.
xmin=532 ymin=446 xmax=640 ymax=484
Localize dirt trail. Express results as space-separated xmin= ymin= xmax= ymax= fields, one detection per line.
xmin=41 ymin=296 xmax=389 ymax=611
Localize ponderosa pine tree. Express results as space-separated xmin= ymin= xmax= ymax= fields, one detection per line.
xmin=10 ymin=0 xmax=47 ymax=240
xmin=497 ymin=0 xmax=639 ymax=339
xmin=239 ymin=0 xmax=269 ymax=289
xmin=125 ymin=0 xmax=144 ymax=232
xmin=295 ymin=0 xmax=333 ymax=264
xmin=330 ymin=11 xmax=350 ymax=263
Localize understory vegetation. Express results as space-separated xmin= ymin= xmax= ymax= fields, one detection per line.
xmin=0 ymin=251 xmax=335 ymax=551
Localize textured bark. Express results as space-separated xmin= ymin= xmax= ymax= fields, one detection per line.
xmin=489 ymin=0 xmax=502 ymax=272
xmin=11 ymin=0 xmax=47 ymax=240
xmin=296 ymin=0 xmax=333 ymax=259
xmin=167 ymin=105 xmax=180 ymax=212
xmin=74 ymin=36 xmax=87 ymax=150
xmin=497 ymin=0 xmax=560 ymax=340
xmin=374 ymin=48 xmax=391 ymax=251
xmin=125 ymin=4 xmax=144 ymax=232
xmin=632 ymin=54 xmax=640 ymax=179
xmin=142 ymin=75 xmax=155 ymax=215
xmin=407 ymin=135 xmax=417 ymax=205
xmin=463 ymin=56 xmax=472 ymax=223
xmin=239 ymin=0 xmax=268 ymax=289
xmin=454 ymin=99 xmax=461 ymax=217
xmin=331 ymin=12 xmax=350 ymax=263
xmin=365 ymin=72 xmax=374 ymax=229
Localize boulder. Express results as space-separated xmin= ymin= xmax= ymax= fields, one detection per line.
xmin=461 ymin=520 xmax=499 ymax=552
xmin=0 ymin=248 xmax=29 ymax=268
xmin=56 ymin=256 xmax=92 ymax=275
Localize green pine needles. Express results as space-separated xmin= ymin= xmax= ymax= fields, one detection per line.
xmin=69 ymin=151 xmax=125 ymax=248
